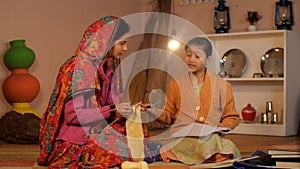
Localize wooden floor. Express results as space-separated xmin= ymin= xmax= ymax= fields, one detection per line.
xmin=225 ymin=134 xmax=300 ymax=157
xmin=1 ymin=133 xmax=300 ymax=168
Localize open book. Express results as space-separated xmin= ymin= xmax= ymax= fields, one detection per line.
xmin=171 ymin=123 xmax=231 ymax=138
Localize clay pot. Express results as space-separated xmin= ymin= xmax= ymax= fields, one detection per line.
xmin=2 ymin=69 xmax=40 ymax=103
xmin=3 ymin=39 xmax=35 ymax=70
xmin=242 ymin=103 xmax=256 ymax=121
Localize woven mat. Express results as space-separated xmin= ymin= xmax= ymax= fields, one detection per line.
xmin=0 ymin=141 xmax=39 ymax=168
xmin=1 ymin=139 xmax=300 ymax=168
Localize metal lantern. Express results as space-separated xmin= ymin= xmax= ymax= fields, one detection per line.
xmin=275 ymin=0 xmax=294 ymax=30
xmin=214 ymin=0 xmax=230 ymax=33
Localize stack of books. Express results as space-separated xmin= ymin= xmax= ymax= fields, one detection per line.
xmin=267 ymin=149 xmax=300 ymax=168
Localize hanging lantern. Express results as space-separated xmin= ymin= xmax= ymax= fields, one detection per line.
xmin=168 ymin=28 xmax=179 ymax=50
xmin=275 ymin=0 xmax=294 ymax=30
xmin=214 ymin=0 xmax=230 ymax=33
xmin=168 ymin=0 xmax=180 ymax=50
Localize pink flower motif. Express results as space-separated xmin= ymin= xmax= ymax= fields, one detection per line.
xmin=191 ymin=144 xmax=196 ymax=149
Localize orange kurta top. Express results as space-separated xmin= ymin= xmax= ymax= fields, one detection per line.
xmin=157 ymin=70 xmax=240 ymax=135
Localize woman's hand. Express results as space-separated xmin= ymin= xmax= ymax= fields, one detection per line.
xmin=116 ymin=103 xmax=132 ymax=119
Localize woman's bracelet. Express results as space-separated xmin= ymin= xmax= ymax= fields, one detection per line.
xmin=109 ymin=104 xmax=116 ymax=111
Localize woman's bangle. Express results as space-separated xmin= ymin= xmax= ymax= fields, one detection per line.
xmin=109 ymin=104 xmax=116 ymax=111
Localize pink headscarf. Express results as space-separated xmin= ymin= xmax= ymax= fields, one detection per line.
xmin=38 ymin=16 xmax=122 ymax=165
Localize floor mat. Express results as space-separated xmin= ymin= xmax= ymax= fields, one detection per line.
xmin=1 ymin=135 xmax=300 ymax=168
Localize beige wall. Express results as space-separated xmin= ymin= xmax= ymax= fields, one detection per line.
xmin=0 ymin=0 xmax=299 ymax=117
xmin=0 ymin=0 xmax=148 ymax=117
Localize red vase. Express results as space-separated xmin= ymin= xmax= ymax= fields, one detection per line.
xmin=2 ymin=69 xmax=39 ymax=103
xmin=242 ymin=104 xmax=256 ymax=121
xmin=2 ymin=69 xmax=40 ymax=117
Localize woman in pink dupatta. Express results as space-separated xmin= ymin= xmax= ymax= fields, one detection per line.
xmin=37 ymin=16 xmax=157 ymax=169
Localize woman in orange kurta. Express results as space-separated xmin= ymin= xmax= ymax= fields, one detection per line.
xmin=148 ymin=37 xmax=241 ymax=164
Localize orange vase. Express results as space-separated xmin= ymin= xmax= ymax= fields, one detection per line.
xmin=2 ymin=69 xmax=40 ymax=117
xmin=3 ymin=68 xmax=39 ymax=102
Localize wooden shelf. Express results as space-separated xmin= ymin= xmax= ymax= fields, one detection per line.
xmin=224 ymin=77 xmax=284 ymax=82
xmin=232 ymin=122 xmax=285 ymax=136
xmin=208 ymin=30 xmax=300 ymax=136
xmin=206 ymin=30 xmax=286 ymax=38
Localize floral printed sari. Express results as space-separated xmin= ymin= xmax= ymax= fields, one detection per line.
xmin=37 ymin=16 xmax=157 ymax=169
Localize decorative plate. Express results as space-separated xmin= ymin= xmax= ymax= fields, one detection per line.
xmin=260 ymin=48 xmax=284 ymax=77
xmin=220 ymin=49 xmax=247 ymax=78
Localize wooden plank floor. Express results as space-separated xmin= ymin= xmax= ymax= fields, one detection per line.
xmin=1 ymin=133 xmax=300 ymax=168
xmin=225 ymin=134 xmax=300 ymax=157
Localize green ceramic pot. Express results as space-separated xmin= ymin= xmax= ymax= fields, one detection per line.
xmin=3 ymin=39 xmax=35 ymax=70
